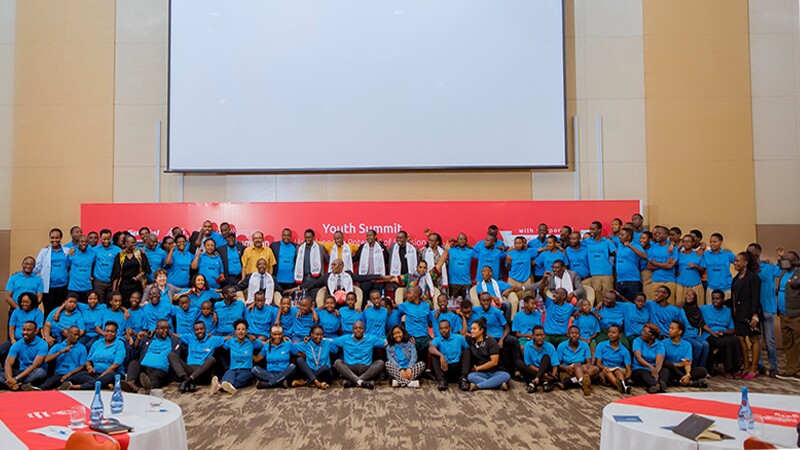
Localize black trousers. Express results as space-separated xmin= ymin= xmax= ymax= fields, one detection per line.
xmin=431 ymin=352 xmax=469 ymax=382
xmin=516 ymin=354 xmax=554 ymax=384
xmin=632 ymin=367 xmax=670 ymax=388
xmin=168 ymin=353 xmax=216 ymax=384
xmin=705 ymin=334 xmax=741 ymax=373
xmin=43 ymin=286 xmax=69 ymax=317
xmin=500 ymin=335 xmax=519 ymax=375
xmin=358 ymin=281 xmax=386 ymax=309
xmin=40 ymin=373 xmax=86 ymax=390
xmin=92 ymin=280 xmax=114 ymax=304
xmin=448 ymin=285 xmax=471 ymax=300
xmin=72 ymin=371 xmax=117 ymax=390
xmin=126 ymin=360 xmax=170 ymax=388
xmin=296 ymin=357 xmax=332 ymax=383
xmin=663 ymin=360 xmax=708 ymax=384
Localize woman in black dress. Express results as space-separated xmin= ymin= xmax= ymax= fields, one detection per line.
xmin=111 ymin=234 xmax=151 ymax=307
xmin=731 ymin=251 xmax=761 ymax=379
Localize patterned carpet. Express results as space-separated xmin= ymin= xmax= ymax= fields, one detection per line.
xmin=164 ymin=373 xmax=800 ymax=450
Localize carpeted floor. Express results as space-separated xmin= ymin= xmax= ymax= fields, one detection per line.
xmin=164 ymin=374 xmax=800 ymax=450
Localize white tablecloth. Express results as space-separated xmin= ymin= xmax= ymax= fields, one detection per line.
xmin=600 ymin=392 xmax=800 ymax=450
xmin=0 ymin=391 xmax=188 ymax=450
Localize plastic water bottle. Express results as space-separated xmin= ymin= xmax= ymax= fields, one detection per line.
xmin=90 ymin=381 xmax=104 ymax=425
xmin=110 ymin=374 xmax=124 ymax=414
xmin=737 ymin=386 xmax=754 ymax=431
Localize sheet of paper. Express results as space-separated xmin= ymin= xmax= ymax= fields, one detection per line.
xmin=28 ymin=425 xmax=73 ymax=441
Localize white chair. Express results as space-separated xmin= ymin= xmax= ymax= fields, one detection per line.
xmin=470 ymin=286 xmax=519 ymax=316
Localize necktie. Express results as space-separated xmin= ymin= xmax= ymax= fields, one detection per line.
xmin=260 ymin=274 xmax=266 ymax=291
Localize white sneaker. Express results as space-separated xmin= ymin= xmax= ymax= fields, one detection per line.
xmin=391 ymin=379 xmax=400 ymax=388
xmin=221 ymin=381 xmax=237 ymax=395
xmin=210 ymin=376 xmax=220 ymax=394
xmin=408 ymin=380 xmax=420 ymax=389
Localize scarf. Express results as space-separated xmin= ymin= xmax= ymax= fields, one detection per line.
xmin=683 ymin=301 xmax=705 ymax=329
xmin=329 ymin=244 xmax=353 ymax=272
xmin=327 ymin=272 xmax=354 ymax=295
xmin=390 ymin=243 xmax=418 ymax=276
xmin=554 ymin=270 xmax=574 ymax=294
xmin=480 ymin=278 xmax=501 ymax=297
xmin=294 ymin=242 xmax=322 ymax=283
xmin=408 ymin=271 xmax=435 ymax=298
xmin=358 ymin=243 xmax=385 ymax=276
xmin=247 ymin=272 xmax=274 ymax=305
xmin=422 ymin=246 xmax=448 ymax=287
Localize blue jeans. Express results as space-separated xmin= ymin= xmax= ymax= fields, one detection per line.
xmin=758 ymin=312 xmax=778 ymax=371
xmin=466 ymin=370 xmax=510 ymax=390
xmin=0 ymin=367 xmax=47 ymax=387
xmin=684 ymin=335 xmax=710 ymax=368
xmin=221 ymin=368 xmax=254 ymax=389
xmin=252 ymin=364 xmax=296 ymax=388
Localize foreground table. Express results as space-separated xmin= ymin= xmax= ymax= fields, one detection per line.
xmin=0 ymin=390 xmax=188 ymax=450
xmin=600 ymin=392 xmax=800 ymax=450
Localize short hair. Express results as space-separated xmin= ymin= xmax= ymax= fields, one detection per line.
xmin=561 ymin=225 xmax=573 ymax=234
xmin=710 ymin=232 xmax=724 ymax=241
xmin=460 ymin=298 xmax=472 ymax=309
xmin=233 ymin=318 xmax=249 ymax=330
xmin=153 ymin=268 xmax=168 ymax=278
xmin=568 ymin=325 xmax=580 ymax=333
xmin=711 ymin=289 xmax=725 ymax=299
xmin=23 ymin=320 xmax=39 ymax=329
xmin=748 ymin=242 xmax=762 ymax=252
xmin=304 ymin=228 xmax=315 ymax=237
xmin=100 ymin=228 xmax=112 ymax=236
xmin=309 ymin=324 xmax=324 ymax=335
xmin=65 ymin=292 xmax=79 ymax=301
xmin=641 ymin=230 xmax=653 ymax=240
xmin=552 ymin=259 xmax=565 ymax=267
xmin=270 ymin=324 xmax=284 ymax=334
xmin=49 ymin=228 xmax=63 ymax=237
xmin=70 ymin=225 xmax=82 ymax=234
xmin=671 ymin=320 xmax=685 ymax=333
xmin=689 ymin=229 xmax=703 ymax=240
xmin=669 ymin=226 xmax=682 ymax=235
xmin=532 ymin=325 xmax=545 ymax=333
xmin=103 ymin=321 xmax=119 ymax=332
xmin=643 ymin=323 xmax=660 ymax=338
xmin=658 ymin=284 xmax=672 ymax=298
xmin=607 ymin=324 xmax=622 ymax=334
xmin=591 ymin=221 xmax=602 ymax=229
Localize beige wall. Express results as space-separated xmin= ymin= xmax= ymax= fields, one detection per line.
xmin=0 ymin=0 xmax=14 ymax=233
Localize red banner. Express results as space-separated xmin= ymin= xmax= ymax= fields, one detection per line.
xmin=81 ymin=200 xmax=640 ymax=247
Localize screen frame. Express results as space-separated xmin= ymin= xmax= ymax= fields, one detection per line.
xmin=165 ymin=0 xmax=569 ymax=174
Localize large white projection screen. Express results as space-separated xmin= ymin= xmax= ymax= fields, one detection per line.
xmin=168 ymin=0 xmax=566 ymax=172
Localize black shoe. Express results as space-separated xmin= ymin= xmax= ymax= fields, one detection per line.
xmin=513 ymin=373 xmax=525 ymax=382
xmin=526 ymin=383 xmax=538 ymax=393
xmin=343 ymin=380 xmax=355 ymax=389
xmin=361 ymin=381 xmax=374 ymax=390
xmin=437 ymin=380 xmax=448 ymax=391
xmin=542 ymin=382 xmax=554 ymax=393
xmin=757 ymin=366 xmax=766 ymax=375
xmin=378 ymin=372 xmax=388 ymax=381
xmin=188 ymin=382 xmax=197 ymax=392
xmin=178 ymin=379 xmax=190 ymax=393
xmin=120 ymin=380 xmax=138 ymax=393
xmin=767 ymin=370 xmax=777 ymax=379
xmin=659 ymin=381 xmax=667 ymax=392
xmin=458 ymin=379 xmax=469 ymax=391
xmin=139 ymin=373 xmax=152 ymax=394
xmin=690 ymin=379 xmax=708 ymax=388
xmin=256 ymin=381 xmax=270 ymax=389
xmin=647 ymin=384 xmax=660 ymax=394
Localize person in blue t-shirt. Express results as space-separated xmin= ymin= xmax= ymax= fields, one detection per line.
xmin=615 ymin=228 xmax=648 ymax=302
xmin=0 ymin=321 xmax=49 ymax=390
xmin=270 ymin=228 xmax=298 ymax=291
xmin=471 ymin=235 xmax=505 ymax=284
xmin=213 ymin=319 xmax=261 ymax=395
xmin=646 ymin=226 xmax=678 ymax=304
xmin=59 ymin=321 xmax=127 ymax=391
xmin=565 ymin=233 xmax=590 ymax=280
xmin=593 ymin=325 xmax=632 ymax=394
xmin=747 ymin=243 xmax=780 ymax=376
xmin=214 ymin=286 xmax=246 ymax=336
xmin=294 ymin=325 xmax=336 ymax=390
xmin=572 ymin=299 xmax=601 ymax=345
xmin=534 ymin=236 xmax=569 ymax=280
xmin=631 ymin=323 xmax=668 ymax=393
xmin=645 ymin=285 xmax=682 ymax=337
xmin=317 ymin=296 xmax=342 ymax=338
xmin=447 ymin=233 xmax=474 ymax=299
xmin=702 ymin=233 xmax=735 ymax=298
xmin=142 ymin=235 xmax=168 ymax=283
xmin=662 ymin=320 xmax=708 ymax=388
xmin=75 ymin=292 xmax=106 ymax=348
xmin=430 ymin=294 xmax=463 ymax=339
xmin=92 ymin=229 xmax=120 ymax=302
xmin=291 ymin=297 xmax=319 ymax=342
xmin=397 ymin=286 xmax=433 ymax=364
xmin=428 ymin=319 xmax=469 ymax=391
xmin=512 ymin=295 xmax=543 ymax=348
xmin=44 ymin=294 xmax=86 ymax=346
xmin=556 ymin=326 xmax=599 ymax=396
xmin=171 ymin=295 xmax=200 ymax=338
xmin=192 ymin=239 xmax=225 ymax=290
xmin=169 ymin=320 xmax=224 ymax=392
xmin=363 ymin=290 xmax=391 ymax=338
xmin=584 ymin=221 xmax=616 ymax=301
xmin=331 ymin=321 xmax=386 ymax=389
xmin=165 ymin=234 xmax=194 ymax=289
xmin=385 ymin=324 xmax=426 ymax=388
xmin=700 ymin=290 xmax=741 ymax=376
xmin=4 ymin=256 xmax=44 ymax=309
xmin=517 ymin=325 xmax=558 ymax=393
xmin=39 ymin=326 xmax=88 ymax=390
xmin=676 ymin=234 xmax=706 ymax=305
xmin=121 ymin=319 xmax=180 ymax=393
xmin=245 ymin=291 xmax=278 ymax=340
xmin=252 ymin=324 xmax=297 ymax=389
xmin=338 ymin=292 xmax=361 ymax=334
xmin=475 ymin=266 xmax=514 ymax=324
xmin=505 ymin=236 xmax=534 ymax=285
xmin=66 ymin=236 xmax=96 ymax=303
xmin=1 ymin=293 xmax=44 ymax=362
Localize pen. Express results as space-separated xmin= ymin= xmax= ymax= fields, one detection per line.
xmin=147 ymin=409 xmax=168 ymax=412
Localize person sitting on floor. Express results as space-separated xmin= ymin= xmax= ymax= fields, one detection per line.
xmin=663 ymin=320 xmax=708 ymax=388
xmin=62 ymin=321 xmax=127 ymax=391
xmin=0 ymin=321 xmax=48 ymax=390
xmin=293 ymin=325 xmax=335 ymax=390
xmin=122 ymin=319 xmax=180 ymax=394
xmin=517 ymin=325 xmax=559 ymax=393
xmin=252 ymin=324 xmax=296 ymax=390
xmin=385 ymin=324 xmax=426 ymax=388
xmin=170 ymin=320 xmax=225 ymax=393
xmin=40 ymin=326 xmax=87 ymax=390
xmin=212 ymin=319 xmax=260 ymax=395
xmin=593 ymin=324 xmax=632 ymax=394
xmin=465 ymin=318 xmax=511 ymax=392
xmin=428 ymin=319 xmax=470 ymax=391
xmin=556 ymin=325 xmax=599 ymax=396
xmin=332 ymin=320 xmax=386 ymax=389
xmin=631 ymin=323 xmax=668 ymax=393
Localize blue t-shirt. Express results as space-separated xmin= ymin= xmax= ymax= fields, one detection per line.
xmin=9 ymin=308 xmax=44 ymax=340
xmin=142 ymin=300 xmax=173 ymax=331
xmin=472 ymin=246 xmax=505 ymax=283
xmin=198 ymin=253 xmax=225 ymax=289
xmin=363 ymin=306 xmax=389 ymax=337
xmin=317 ymin=309 xmax=341 ymax=338
xmin=535 ymin=250 xmax=569 ymax=276
xmin=678 ymin=309 xmax=701 ymax=338
xmin=166 ymin=249 xmax=193 ymax=288
xmin=9 ymin=337 xmax=49 ymax=370
xmin=506 ymin=249 xmax=533 ymax=282
xmin=758 ymin=262 xmax=781 ymax=314
xmin=225 ymin=338 xmax=263 ymax=370
xmin=46 ymin=309 xmax=86 ymax=340
xmin=77 ymin=303 xmax=107 ymax=338
xmin=49 ymin=248 xmax=69 ymax=288
xmin=293 ymin=339 xmax=335 ymax=371
xmin=474 ymin=306 xmax=506 ymax=338
xmin=5 ymin=272 xmax=44 ymax=301
xmin=556 ymin=340 xmax=592 ymax=365
xmin=140 ymin=336 xmax=177 ymax=371
xmin=276 ymin=308 xmax=298 ymax=337
xmin=188 ymin=289 xmax=218 ymax=310
xmin=616 ymin=243 xmax=644 ymax=282
xmin=398 ymin=301 xmax=432 ymax=338
xmin=92 ymin=244 xmax=119 ymax=283
xmin=565 ymin=244 xmax=590 ymax=279
xmin=88 ymin=339 xmax=127 ymax=373
xmin=171 ymin=306 xmax=199 ymax=337
xmin=595 ymin=340 xmax=632 ymax=368
xmin=67 ymin=248 xmax=96 ymax=292
xmin=143 ymin=247 xmax=168 ymax=282
xmin=275 ymin=242 xmax=297 ymax=284
xmin=573 ymin=314 xmax=600 ymax=340
xmin=676 ymin=251 xmax=705 ymax=287
xmin=197 ymin=312 xmax=217 ymax=336
xmin=224 ymin=246 xmax=243 ymax=276
xmin=431 ymin=334 xmax=468 ymax=364
xmin=431 ymin=310 xmax=462 ymax=338
xmin=246 ymin=305 xmax=278 ymax=337
xmin=621 ymin=302 xmax=649 ymax=336
xmin=700 ymin=304 xmax=735 ymax=332
xmin=331 ymin=334 xmax=385 ymax=366
xmin=214 ymin=300 xmax=246 ymax=335
xmin=511 ymin=310 xmax=542 ymax=337
xmin=292 ymin=312 xmax=317 ymax=340
xmin=703 ymin=250 xmax=735 ymax=291
xmin=338 ymin=307 xmax=360 ymax=334
xmin=48 ymin=341 xmax=88 ymax=375
xmin=584 ymin=238 xmax=615 ymax=276
xmin=476 ymin=279 xmax=512 ymax=298
xmin=543 ymin=297 xmax=576 ymax=336
xmin=598 ymin=303 xmax=625 ymax=329
xmin=648 ymin=243 xmax=677 ymax=283
xmin=447 ymin=246 xmax=474 ymax=285
xmin=260 ymin=338 xmax=294 ymax=372
xmin=97 ymin=309 xmax=127 ymax=337
xmin=127 ymin=308 xmax=147 ymax=334
xmin=523 ymin=340 xmax=559 ymax=367
xmin=386 ymin=309 xmax=402 ymax=332
xmin=663 ymin=338 xmax=693 ymax=364
xmin=632 ymin=337 xmax=665 ymax=371
xmin=181 ymin=334 xmax=225 ymax=365
xmin=645 ymin=301 xmax=681 ymax=336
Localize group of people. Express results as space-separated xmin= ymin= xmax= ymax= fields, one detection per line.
xmin=2 ymin=215 xmax=799 ymax=397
